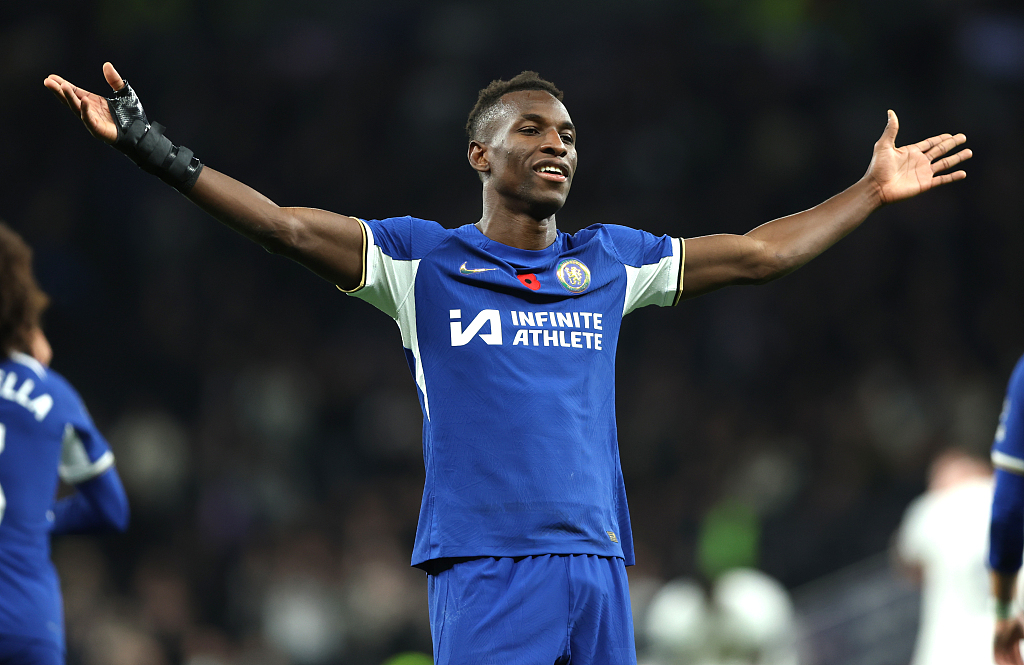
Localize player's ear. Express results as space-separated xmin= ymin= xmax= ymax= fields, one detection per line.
xmin=468 ymin=140 xmax=490 ymax=175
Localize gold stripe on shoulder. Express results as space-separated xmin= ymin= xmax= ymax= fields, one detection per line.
xmin=337 ymin=217 xmax=368 ymax=294
xmin=672 ymin=237 xmax=685 ymax=306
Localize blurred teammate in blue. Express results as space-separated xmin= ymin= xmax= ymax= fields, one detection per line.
xmin=44 ymin=63 xmax=970 ymax=664
xmin=989 ymin=354 xmax=1024 ymax=664
xmin=0 ymin=221 xmax=129 ymax=665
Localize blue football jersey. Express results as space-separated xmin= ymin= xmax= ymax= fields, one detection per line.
xmin=0 ymin=353 xmax=115 ymax=648
xmin=346 ymin=218 xmax=683 ymax=567
xmin=989 ymin=354 xmax=1024 ymax=573
xmin=992 ymin=354 xmax=1024 ymax=474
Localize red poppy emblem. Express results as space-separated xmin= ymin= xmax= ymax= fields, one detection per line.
xmin=517 ymin=273 xmax=541 ymax=291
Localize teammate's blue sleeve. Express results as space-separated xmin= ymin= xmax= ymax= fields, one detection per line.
xmin=47 ymin=376 xmax=129 ymax=534
xmin=989 ymin=354 xmax=1024 ymax=573
xmin=990 ymin=469 xmax=1024 ymax=573
xmin=50 ymin=467 xmax=129 ymax=534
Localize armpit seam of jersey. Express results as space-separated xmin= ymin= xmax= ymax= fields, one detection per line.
xmin=393 ymin=279 xmax=416 ymax=317
xmin=394 ymin=235 xmax=458 ymax=317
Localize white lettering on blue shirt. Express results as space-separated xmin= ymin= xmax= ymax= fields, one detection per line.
xmin=0 ymin=369 xmax=53 ymax=421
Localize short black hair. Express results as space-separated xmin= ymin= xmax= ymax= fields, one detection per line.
xmin=466 ymin=71 xmax=564 ymax=141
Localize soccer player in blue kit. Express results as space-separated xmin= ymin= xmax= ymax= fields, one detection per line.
xmin=988 ymin=355 xmax=1024 ymax=664
xmin=45 ymin=62 xmax=971 ymax=664
xmin=0 ymin=221 xmax=129 ymax=665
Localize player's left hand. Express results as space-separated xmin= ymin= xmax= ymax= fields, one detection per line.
xmin=865 ymin=110 xmax=971 ymax=205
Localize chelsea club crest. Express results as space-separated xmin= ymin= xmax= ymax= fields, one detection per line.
xmin=556 ymin=259 xmax=591 ymax=294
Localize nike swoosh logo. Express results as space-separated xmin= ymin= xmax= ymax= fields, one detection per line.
xmin=460 ymin=262 xmax=497 ymax=274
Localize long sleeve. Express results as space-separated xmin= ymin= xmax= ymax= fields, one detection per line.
xmin=51 ymin=467 xmax=129 ymax=534
xmin=990 ymin=469 xmax=1024 ymax=573
xmin=990 ymin=355 xmax=1024 ymax=573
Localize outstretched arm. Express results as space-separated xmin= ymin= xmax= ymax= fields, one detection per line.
xmin=44 ymin=63 xmax=365 ymax=289
xmin=680 ymin=111 xmax=971 ymax=299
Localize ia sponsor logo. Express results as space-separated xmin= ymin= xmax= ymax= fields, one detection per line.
xmin=449 ymin=309 xmax=502 ymax=346
xmin=449 ymin=309 xmax=604 ymax=349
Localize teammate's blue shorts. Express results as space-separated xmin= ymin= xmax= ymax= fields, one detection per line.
xmin=426 ymin=554 xmax=636 ymax=665
xmin=0 ymin=637 xmax=63 ymax=665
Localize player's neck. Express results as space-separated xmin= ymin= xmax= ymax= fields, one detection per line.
xmin=476 ymin=199 xmax=558 ymax=251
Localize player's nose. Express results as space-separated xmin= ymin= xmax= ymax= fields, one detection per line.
xmin=540 ymin=128 xmax=568 ymax=157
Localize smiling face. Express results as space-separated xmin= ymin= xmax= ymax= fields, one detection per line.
xmin=470 ymin=90 xmax=578 ymax=220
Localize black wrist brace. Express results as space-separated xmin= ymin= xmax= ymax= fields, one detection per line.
xmin=106 ymin=81 xmax=203 ymax=194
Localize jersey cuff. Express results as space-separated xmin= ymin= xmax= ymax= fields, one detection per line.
xmin=672 ymin=237 xmax=685 ymax=307
xmin=336 ymin=218 xmax=368 ymax=294
xmin=993 ymin=450 xmax=1024 ymax=475
xmin=59 ymin=424 xmax=116 ymax=485
xmin=60 ymin=450 xmax=115 ymax=485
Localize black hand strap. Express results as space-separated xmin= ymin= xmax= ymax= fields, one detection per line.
xmin=106 ymin=81 xmax=203 ymax=194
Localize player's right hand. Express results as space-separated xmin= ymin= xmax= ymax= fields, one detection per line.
xmin=43 ymin=62 xmax=125 ymax=144
xmin=995 ymin=617 xmax=1024 ymax=665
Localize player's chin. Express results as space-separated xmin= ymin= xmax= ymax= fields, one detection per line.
xmin=529 ymin=184 xmax=571 ymax=215
xmin=528 ymin=194 xmax=568 ymax=219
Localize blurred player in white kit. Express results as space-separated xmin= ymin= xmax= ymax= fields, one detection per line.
xmin=895 ymin=449 xmax=995 ymax=665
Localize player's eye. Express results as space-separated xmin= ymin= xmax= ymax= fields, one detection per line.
xmin=560 ymin=134 xmax=574 ymax=145
xmin=519 ymin=126 xmax=539 ymax=135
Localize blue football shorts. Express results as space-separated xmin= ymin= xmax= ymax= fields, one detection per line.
xmin=0 ymin=637 xmax=63 ymax=665
xmin=426 ymin=554 xmax=636 ymax=665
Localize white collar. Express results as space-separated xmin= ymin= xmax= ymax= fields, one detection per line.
xmin=9 ymin=351 xmax=47 ymax=379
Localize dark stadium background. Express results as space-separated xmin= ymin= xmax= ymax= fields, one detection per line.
xmin=2 ymin=0 xmax=1023 ymax=663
